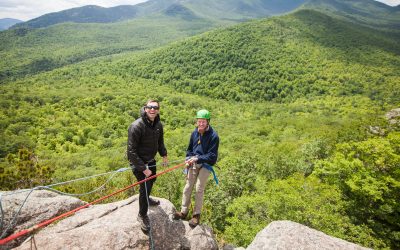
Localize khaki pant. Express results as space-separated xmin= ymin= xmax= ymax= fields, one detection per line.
xmin=181 ymin=164 xmax=210 ymax=215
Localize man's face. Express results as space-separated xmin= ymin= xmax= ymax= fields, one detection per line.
xmin=144 ymin=101 xmax=159 ymax=121
xmin=197 ymin=118 xmax=208 ymax=132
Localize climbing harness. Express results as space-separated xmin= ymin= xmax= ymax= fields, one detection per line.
xmin=183 ymin=160 xmax=219 ymax=185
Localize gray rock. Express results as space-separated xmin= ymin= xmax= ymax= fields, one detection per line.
xmin=386 ymin=108 xmax=400 ymax=125
xmin=223 ymin=244 xmax=245 ymax=250
xmin=246 ymin=220 xmax=371 ymax=250
xmin=369 ymin=125 xmax=385 ymax=135
xmin=13 ymin=196 xmax=217 ymax=250
xmin=2 ymin=191 xmax=372 ymax=250
xmin=1 ymin=189 xmax=86 ymax=249
xmin=187 ymin=223 xmax=218 ymax=250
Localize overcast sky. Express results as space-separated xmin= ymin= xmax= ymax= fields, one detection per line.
xmin=0 ymin=0 xmax=399 ymax=21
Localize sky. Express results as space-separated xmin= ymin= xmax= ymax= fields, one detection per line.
xmin=0 ymin=0 xmax=399 ymax=21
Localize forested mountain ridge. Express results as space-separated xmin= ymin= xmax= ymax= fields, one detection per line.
xmin=10 ymin=0 xmax=399 ymax=30
xmin=0 ymin=15 xmax=218 ymax=83
xmin=10 ymin=0 xmax=306 ymax=29
xmin=113 ymin=9 xmax=400 ymax=103
xmin=169 ymin=0 xmax=306 ymax=20
xmin=1 ymin=0 xmax=398 ymax=83
xmin=12 ymin=5 xmax=139 ymax=29
xmin=303 ymin=0 xmax=400 ymax=29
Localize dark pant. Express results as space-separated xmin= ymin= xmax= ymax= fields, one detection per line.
xmin=133 ymin=163 xmax=157 ymax=217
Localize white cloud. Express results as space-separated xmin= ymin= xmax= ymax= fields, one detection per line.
xmin=0 ymin=0 xmax=148 ymax=21
xmin=375 ymin=0 xmax=400 ymax=6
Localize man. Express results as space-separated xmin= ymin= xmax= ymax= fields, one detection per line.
xmin=173 ymin=109 xmax=219 ymax=227
xmin=127 ymin=99 xmax=168 ymax=233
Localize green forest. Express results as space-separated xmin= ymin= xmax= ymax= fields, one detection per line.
xmin=0 ymin=14 xmax=222 ymax=82
xmin=0 ymin=5 xmax=399 ymax=250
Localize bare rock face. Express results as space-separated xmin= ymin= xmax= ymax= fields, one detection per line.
xmin=3 ymin=191 xmax=372 ymax=250
xmin=386 ymin=108 xmax=400 ymax=126
xmin=12 ymin=195 xmax=218 ymax=250
xmin=0 ymin=190 xmax=86 ymax=249
xmin=246 ymin=221 xmax=371 ymax=250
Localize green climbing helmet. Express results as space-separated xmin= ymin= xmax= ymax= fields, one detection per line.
xmin=196 ymin=109 xmax=211 ymax=120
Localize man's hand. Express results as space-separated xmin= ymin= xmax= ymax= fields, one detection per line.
xmin=143 ymin=169 xmax=152 ymax=177
xmin=162 ymin=156 xmax=168 ymax=167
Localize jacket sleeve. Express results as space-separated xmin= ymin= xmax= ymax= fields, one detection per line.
xmin=196 ymin=133 xmax=219 ymax=165
xmin=186 ymin=132 xmax=196 ymax=159
xmin=127 ymin=122 xmax=146 ymax=171
xmin=158 ymin=124 xmax=167 ymax=157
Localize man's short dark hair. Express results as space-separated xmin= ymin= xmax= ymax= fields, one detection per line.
xmin=146 ymin=99 xmax=159 ymax=106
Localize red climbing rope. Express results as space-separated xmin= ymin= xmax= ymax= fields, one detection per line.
xmin=0 ymin=162 xmax=186 ymax=245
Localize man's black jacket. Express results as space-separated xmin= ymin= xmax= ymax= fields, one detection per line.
xmin=127 ymin=107 xmax=167 ymax=172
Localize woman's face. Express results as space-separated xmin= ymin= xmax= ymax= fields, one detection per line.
xmin=197 ymin=118 xmax=208 ymax=132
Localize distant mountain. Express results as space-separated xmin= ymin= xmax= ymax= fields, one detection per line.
xmin=2 ymin=0 xmax=399 ymax=82
xmin=10 ymin=0 xmax=400 ymax=30
xmin=163 ymin=4 xmax=200 ymax=21
xmin=303 ymin=0 xmax=400 ymax=29
xmin=181 ymin=0 xmax=306 ymax=20
xmin=12 ymin=0 xmax=307 ymax=29
xmin=0 ymin=14 xmax=218 ymax=82
xmin=115 ymin=9 xmax=399 ymax=103
xmin=0 ymin=18 xmax=23 ymax=31
xmin=12 ymin=5 xmax=139 ymax=29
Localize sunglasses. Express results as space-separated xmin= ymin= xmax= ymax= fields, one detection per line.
xmin=145 ymin=105 xmax=159 ymax=110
